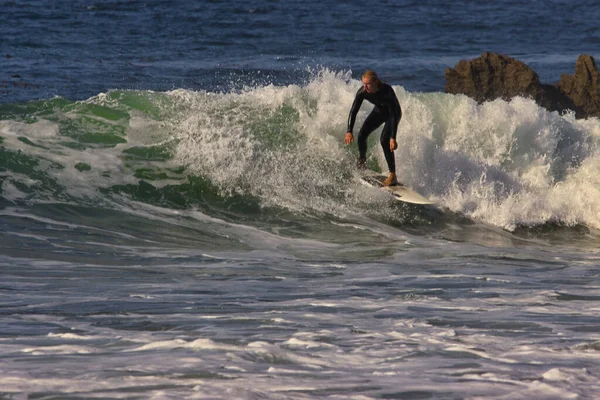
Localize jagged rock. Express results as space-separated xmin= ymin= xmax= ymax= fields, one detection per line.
xmin=445 ymin=52 xmax=581 ymax=117
xmin=445 ymin=52 xmax=540 ymax=102
xmin=558 ymin=55 xmax=600 ymax=119
xmin=537 ymin=83 xmax=580 ymax=117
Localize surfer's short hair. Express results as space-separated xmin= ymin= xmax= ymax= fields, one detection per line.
xmin=362 ymin=70 xmax=379 ymax=83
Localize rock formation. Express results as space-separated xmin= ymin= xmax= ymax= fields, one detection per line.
xmin=558 ymin=55 xmax=600 ymax=119
xmin=445 ymin=52 xmax=600 ymax=119
xmin=445 ymin=52 xmax=539 ymax=102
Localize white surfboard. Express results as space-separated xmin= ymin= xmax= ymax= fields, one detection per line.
xmin=360 ymin=173 xmax=434 ymax=205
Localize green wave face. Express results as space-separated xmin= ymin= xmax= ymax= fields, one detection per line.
xmin=0 ymin=92 xmax=175 ymax=204
xmin=3 ymin=73 xmax=600 ymax=233
xmin=0 ymin=83 xmax=362 ymax=223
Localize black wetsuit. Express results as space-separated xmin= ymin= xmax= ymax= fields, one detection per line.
xmin=347 ymin=83 xmax=402 ymax=173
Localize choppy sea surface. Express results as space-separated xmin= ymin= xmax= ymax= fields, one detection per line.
xmin=2 ymin=1 xmax=600 ymax=399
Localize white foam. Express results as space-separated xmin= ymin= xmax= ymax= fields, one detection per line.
xmin=47 ymin=333 xmax=90 ymax=340
xmin=543 ymin=368 xmax=568 ymax=381
xmin=167 ymin=74 xmax=600 ymax=230
xmin=417 ymin=94 xmax=600 ymax=230
xmin=4 ymin=73 xmax=600 ymax=232
xmin=130 ymin=338 xmax=240 ymax=352
xmin=129 ymin=294 xmax=155 ymax=299
xmin=21 ymin=345 xmax=97 ymax=355
xmin=445 ymin=345 xmax=519 ymax=364
xmin=282 ymin=337 xmax=336 ymax=350
xmin=0 ymin=119 xmax=59 ymax=138
xmin=0 ymin=180 xmax=27 ymax=201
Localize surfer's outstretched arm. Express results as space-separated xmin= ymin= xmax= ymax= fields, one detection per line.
xmin=345 ymin=88 xmax=365 ymax=144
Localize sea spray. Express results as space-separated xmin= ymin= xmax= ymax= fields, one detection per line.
xmin=1 ymin=70 xmax=600 ymax=230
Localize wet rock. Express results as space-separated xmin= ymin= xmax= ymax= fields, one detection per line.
xmin=444 ymin=52 xmax=592 ymax=118
xmin=558 ymin=54 xmax=600 ymax=119
xmin=445 ymin=52 xmax=540 ymax=102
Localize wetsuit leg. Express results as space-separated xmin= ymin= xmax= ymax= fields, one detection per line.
xmin=357 ymin=111 xmax=386 ymax=161
xmin=380 ymin=120 xmax=396 ymax=173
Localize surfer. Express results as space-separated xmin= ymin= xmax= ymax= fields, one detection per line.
xmin=345 ymin=70 xmax=402 ymax=186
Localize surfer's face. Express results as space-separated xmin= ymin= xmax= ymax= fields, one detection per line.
xmin=362 ymin=77 xmax=378 ymax=93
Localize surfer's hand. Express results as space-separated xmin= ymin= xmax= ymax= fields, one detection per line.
xmin=390 ymin=138 xmax=398 ymax=151
xmin=344 ymin=132 xmax=354 ymax=145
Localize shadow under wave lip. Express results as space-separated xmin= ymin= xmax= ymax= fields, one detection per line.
xmin=388 ymin=198 xmax=600 ymax=249
xmin=512 ymin=222 xmax=600 ymax=248
xmin=0 ymin=202 xmax=250 ymax=265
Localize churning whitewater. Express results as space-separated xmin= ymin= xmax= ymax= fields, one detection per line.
xmin=2 ymin=71 xmax=600 ymax=231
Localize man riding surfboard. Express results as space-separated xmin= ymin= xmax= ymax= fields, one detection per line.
xmin=345 ymin=70 xmax=402 ymax=186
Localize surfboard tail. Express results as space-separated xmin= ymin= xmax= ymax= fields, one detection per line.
xmin=360 ymin=173 xmax=434 ymax=205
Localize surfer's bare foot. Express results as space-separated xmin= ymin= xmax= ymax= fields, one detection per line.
xmin=382 ymin=172 xmax=398 ymax=186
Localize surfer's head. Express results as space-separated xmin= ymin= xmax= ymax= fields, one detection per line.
xmin=362 ymin=70 xmax=380 ymax=93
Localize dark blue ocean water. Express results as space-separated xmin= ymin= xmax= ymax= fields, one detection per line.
xmin=2 ymin=0 xmax=599 ymax=103
xmin=2 ymin=1 xmax=600 ymax=399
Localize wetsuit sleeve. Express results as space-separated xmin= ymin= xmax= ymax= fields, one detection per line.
xmin=385 ymin=86 xmax=402 ymax=140
xmin=347 ymin=88 xmax=364 ymax=133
